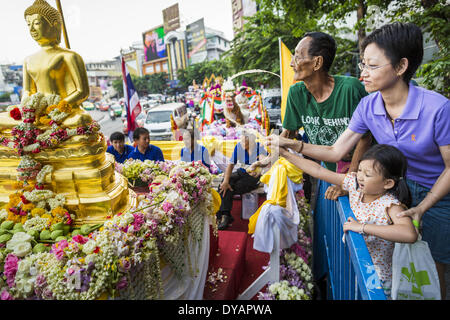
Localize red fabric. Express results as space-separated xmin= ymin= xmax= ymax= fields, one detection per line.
xmin=204 ymin=195 xmax=269 ymax=300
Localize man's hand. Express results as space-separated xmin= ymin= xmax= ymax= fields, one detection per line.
xmin=219 ymin=181 xmax=233 ymax=197
xmin=324 ymin=185 xmax=348 ymax=201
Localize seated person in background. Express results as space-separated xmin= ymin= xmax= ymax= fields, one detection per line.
xmin=106 ymin=131 xmax=134 ymax=164
xmin=180 ymin=127 xmax=211 ymax=171
xmin=217 ymin=131 xmax=268 ymax=230
xmin=127 ymin=127 xmax=164 ymax=162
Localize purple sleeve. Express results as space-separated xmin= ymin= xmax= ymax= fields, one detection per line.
xmin=434 ymin=100 xmax=450 ymax=146
xmin=348 ymin=100 xmax=369 ymax=134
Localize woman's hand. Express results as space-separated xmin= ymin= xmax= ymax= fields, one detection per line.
xmin=396 ymin=205 xmax=425 ymax=225
xmin=343 ymin=217 xmax=363 ymax=233
xmin=219 ymin=181 xmax=233 ymax=197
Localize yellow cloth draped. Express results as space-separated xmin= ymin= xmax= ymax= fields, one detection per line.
xmin=210 ymin=188 xmax=222 ymax=215
xmin=151 ymin=136 xmax=266 ymax=161
xmin=248 ymin=157 xmax=303 ymax=234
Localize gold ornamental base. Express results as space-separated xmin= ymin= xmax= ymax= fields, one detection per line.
xmin=0 ymin=131 xmax=135 ymax=227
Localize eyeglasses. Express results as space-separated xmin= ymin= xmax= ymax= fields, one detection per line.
xmin=358 ymin=62 xmax=391 ymax=72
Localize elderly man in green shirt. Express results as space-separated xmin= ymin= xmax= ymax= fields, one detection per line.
xmin=281 ymin=32 xmax=372 ymax=200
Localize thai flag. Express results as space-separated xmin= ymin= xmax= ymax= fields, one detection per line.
xmin=121 ymin=56 xmax=142 ymax=137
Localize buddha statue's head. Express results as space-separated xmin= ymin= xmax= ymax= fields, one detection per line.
xmin=24 ymin=0 xmax=62 ymax=46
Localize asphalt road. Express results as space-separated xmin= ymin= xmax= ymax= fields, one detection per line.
xmin=87 ymin=109 xmax=125 ymax=142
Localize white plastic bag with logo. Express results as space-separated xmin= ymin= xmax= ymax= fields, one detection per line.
xmin=391 ymin=236 xmax=441 ymax=300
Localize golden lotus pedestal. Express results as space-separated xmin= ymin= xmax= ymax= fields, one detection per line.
xmin=0 ymin=110 xmax=135 ymax=226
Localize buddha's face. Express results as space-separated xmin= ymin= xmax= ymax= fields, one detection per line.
xmin=25 ymin=13 xmax=58 ymax=46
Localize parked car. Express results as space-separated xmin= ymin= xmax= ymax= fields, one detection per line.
xmin=122 ymin=111 xmax=146 ymax=135
xmin=98 ymin=102 xmax=110 ymax=112
xmin=109 ymin=104 xmax=122 ymax=119
xmin=143 ymin=103 xmax=188 ymax=141
xmin=81 ymin=101 xmax=95 ymax=111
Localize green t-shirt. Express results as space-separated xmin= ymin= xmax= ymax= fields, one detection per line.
xmin=283 ymin=75 xmax=368 ymax=171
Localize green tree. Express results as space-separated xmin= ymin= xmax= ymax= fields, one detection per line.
xmin=112 ymin=73 xmax=169 ymax=98
xmin=176 ymin=59 xmax=233 ymax=90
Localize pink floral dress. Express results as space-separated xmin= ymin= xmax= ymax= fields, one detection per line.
xmin=342 ymin=172 xmax=401 ymax=293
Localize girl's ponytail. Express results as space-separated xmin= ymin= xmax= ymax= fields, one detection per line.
xmin=392 ymin=177 xmax=412 ymax=208
xmin=360 ymin=144 xmax=412 ymax=208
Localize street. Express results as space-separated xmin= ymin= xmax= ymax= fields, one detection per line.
xmin=87 ymin=109 xmax=125 ymax=142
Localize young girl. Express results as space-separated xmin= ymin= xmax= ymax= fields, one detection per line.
xmin=278 ymin=144 xmax=418 ymax=296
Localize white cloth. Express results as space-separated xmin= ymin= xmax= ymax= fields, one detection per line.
xmin=161 ymin=215 xmax=210 ymax=300
xmin=253 ymin=170 xmax=303 ymax=253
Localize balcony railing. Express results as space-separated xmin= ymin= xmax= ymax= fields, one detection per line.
xmin=313 ymin=179 xmax=387 ymax=300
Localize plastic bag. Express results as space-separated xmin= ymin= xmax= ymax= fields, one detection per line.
xmin=391 ymin=237 xmax=441 ymax=300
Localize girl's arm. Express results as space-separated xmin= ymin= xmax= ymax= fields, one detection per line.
xmin=267 ymin=128 xmax=364 ymax=163
xmin=279 ymin=147 xmax=346 ymax=187
xmin=344 ymin=204 xmax=418 ymax=243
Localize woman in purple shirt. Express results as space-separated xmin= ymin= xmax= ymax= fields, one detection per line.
xmin=268 ymin=22 xmax=450 ymax=298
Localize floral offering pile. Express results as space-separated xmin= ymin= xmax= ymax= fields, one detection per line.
xmin=257 ymin=189 xmax=314 ymax=300
xmin=200 ymin=118 xmax=262 ymax=140
xmin=0 ymin=160 xmax=216 ymax=300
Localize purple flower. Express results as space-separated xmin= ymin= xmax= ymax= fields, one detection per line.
xmin=116 ymin=276 xmax=128 ymax=290
xmin=118 ymin=258 xmax=131 ymax=272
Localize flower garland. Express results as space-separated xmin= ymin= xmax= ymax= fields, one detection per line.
xmin=1 ymin=93 xmax=100 ymax=156
xmin=0 ymin=160 xmax=217 ymax=300
xmin=257 ymin=190 xmax=314 ymax=300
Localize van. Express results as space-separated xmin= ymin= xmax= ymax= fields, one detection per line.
xmin=262 ymin=88 xmax=282 ymax=130
xmin=143 ymin=102 xmax=189 ymax=141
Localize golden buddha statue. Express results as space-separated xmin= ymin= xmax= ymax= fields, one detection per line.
xmin=0 ymin=0 xmax=132 ymax=225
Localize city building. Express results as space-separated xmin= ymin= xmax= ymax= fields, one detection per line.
xmin=231 ymin=0 xmax=258 ymax=36
xmin=85 ymin=60 xmax=121 ymax=88
xmin=205 ymin=28 xmax=231 ymax=61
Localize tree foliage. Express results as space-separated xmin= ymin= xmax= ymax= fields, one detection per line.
xmin=112 ymin=73 xmax=169 ymax=98
xmin=176 ymin=59 xmax=233 ymax=90
xmin=224 ymin=0 xmax=448 ymax=95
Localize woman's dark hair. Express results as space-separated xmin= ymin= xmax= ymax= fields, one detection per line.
xmin=360 ymin=144 xmax=412 ymax=208
xmin=361 ymin=22 xmax=423 ymax=84
xmin=303 ymin=31 xmax=337 ymax=72
xmin=133 ymin=127 xmax=149 ymax=141
xmin=110 ymin=131 xmax=125 ymax=142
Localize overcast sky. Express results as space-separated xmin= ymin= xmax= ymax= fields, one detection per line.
xmin=0 ymin=0 xmax=234 ymax=64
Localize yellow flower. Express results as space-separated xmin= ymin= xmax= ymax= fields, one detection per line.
xmin=8 ymin=194 xmax=21 ymax=207
xmin=22 ymin=203 xmax=35 ymax=212
xmin=39 ymin=116 xmax=52 ymax=125
xmin=31 ymin=208 xmax=46 ymax=217
xmin=23 ymin=183 xmax=35 ymax=192
xmin=52 ymin=206 xmax=67 ymax=217
xmin=52 ymin=216 xmax=63 ymax=224
xmin=46 ymin=104 xmax=58 ymax=114
xmin=12 ymin=181 xmax=24 ymax=189
xmin=42 ymin=213 xmax=52 ymax=220
xmin=21 ymin=216 xmax=28 ymax=224
xmin=57 ymin=100 xmax=72 ymax=113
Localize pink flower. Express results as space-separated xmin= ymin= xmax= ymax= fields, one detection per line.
xmin=64 ymin=212 xmax=73 ymax=225
xmin=4 ymin=254 xmax=19 ymax=288
xmin=72 ymin=235 xmax=88 ymax=244
xmin=162 ymin=201 xmax=173 ymax=212
xmin=1 ymin=290 xmax=13 ymax=300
